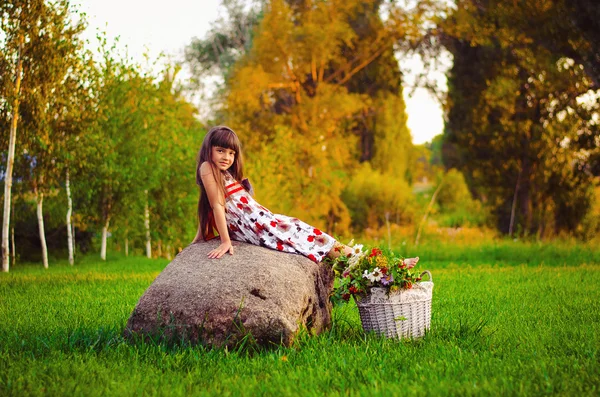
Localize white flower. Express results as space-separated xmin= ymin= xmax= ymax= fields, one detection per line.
xmin=348 ymin=255 xmax=360 ymax=268
xmin=352 ymin=244 xmax=364 ymax=255
xmin=364 ymin=267 xmax=383 ymax=282
xmin=347 ymin=245 xmax=367 ymax=270
xmin=371 ymin=267 xmax=383 ymax=282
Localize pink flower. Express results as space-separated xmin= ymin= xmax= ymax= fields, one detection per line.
xmin=403 ymin=257 xmax=419 ymax=269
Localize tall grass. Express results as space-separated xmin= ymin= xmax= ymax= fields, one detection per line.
xmin=1 ymin=244 xmax=599 ymax=396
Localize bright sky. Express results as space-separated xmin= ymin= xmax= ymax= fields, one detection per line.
xmin=75 ymin=0 xmax=446 ymax=145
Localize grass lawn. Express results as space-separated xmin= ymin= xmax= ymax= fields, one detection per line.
xmin=1 ymin=241 xmax=599 ymax=396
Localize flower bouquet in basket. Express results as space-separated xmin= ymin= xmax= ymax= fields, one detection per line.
xmin=330 ymin=243 xmax=433 ymax=339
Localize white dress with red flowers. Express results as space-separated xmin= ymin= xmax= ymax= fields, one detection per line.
xmin=222 ymin=171 xmax=336 ymax=263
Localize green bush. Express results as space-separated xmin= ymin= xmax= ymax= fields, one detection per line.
xmin=342 ymin=163 xmax=416 ymax=231
xmin=577 ymin=186 xmax=600 ymax=242
xmin=436 ymin=168 xmax=472 ymax=212
xmin=436 ymin=203 xmax=490 ymax=228
xmin=435 ymin=169 xmax=490 ymax=228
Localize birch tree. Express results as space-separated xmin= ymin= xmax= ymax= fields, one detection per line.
xmin=58 ymin=48 xmax=97 ymax=265
xmin=20 ymin=1 xmax=85 ymax=267
xmin=82 ymin=47 xmax=156 ymax=260
xmin=146 ymin=68 xmax=201 ymax=256
xmin=1 ymin=0 xmax=84 ymax=270
xmin=1 ymin=1 xmax=27 ymax=272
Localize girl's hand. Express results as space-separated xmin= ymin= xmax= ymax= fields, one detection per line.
xmin=208 ymin=241 xmax=234 ymax=259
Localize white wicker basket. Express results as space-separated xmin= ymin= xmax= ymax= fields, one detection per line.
xmin=355 ymin=271 xmax=433 ymax=339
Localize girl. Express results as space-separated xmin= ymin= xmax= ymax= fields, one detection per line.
xmin=192 ymin=126 xmax=353 ymax=262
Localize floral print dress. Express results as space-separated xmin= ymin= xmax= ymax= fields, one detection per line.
xmin=222 ymin=171 xmax=336 ymax=263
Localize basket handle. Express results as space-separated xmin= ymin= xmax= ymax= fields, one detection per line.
xmin=419 ymin=270 xmax=432 ymax=282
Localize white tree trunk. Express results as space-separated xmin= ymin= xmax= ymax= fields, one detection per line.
xmin=11 ymin=227 xmax=16 ymax=265
xmin=509 ymin=168 xmax=522 ymax=237
xmin=144 ymin=190 xmax=151 ymax=259
xmin=2 ymin=34 xmax=24 ymax=273
xmin=35 ymin=188 xmax=49 ymax=269
xmin=101 ymin=217 xmax=110 ymax=261
xmin=72 ymin=223 xmax=76 ymax=257
xmin=66 ymin=169 xmax=74 ymax=265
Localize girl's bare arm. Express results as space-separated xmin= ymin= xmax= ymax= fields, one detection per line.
xmin=199 ymin=161 xmax=234 ymax=258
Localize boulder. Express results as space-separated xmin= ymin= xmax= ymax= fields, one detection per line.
xmin=124 ymin=239 xmax=335 ymax=347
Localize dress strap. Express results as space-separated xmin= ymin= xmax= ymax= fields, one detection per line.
xmin=225 ymin=181 xmax=244 ymax=197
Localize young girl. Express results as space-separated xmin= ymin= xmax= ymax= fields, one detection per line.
xmin=192 ymin=126 xmax=353 ymax=262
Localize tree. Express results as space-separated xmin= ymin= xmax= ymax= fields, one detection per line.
xmin=184 ymin=0 xmax=263 ymax=94
xmin=440 ymin=0 xmax=599 ymax=236
xmin=188 ymin=0 xmax=430 ymax=233
xmin=1 ymin=0 xmax=85 ymax=270
xmin=84 ymin=54 xmax=152 ymax=260
xmin=22 ymin=1 xmax=86 ymax=268
xmin=0 ymin=27 xmax=23 ymax=272
xmin=144 ymin=68 xmax=201 ymax=257
xmin=72 ymin=41 xmax=202 ymax=260
xmin=1 ymin=1 xmax=28 ymax=272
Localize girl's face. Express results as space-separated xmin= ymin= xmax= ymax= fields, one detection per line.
xmin=211 ymin=145 xmax=236 ymax=171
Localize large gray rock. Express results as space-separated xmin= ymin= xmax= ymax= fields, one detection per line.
xmin=124 ymin=240 xmax=335 ymax=347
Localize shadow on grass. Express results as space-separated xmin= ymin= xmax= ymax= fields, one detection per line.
xmin=3 ymin=302 xmax=488 ymax=360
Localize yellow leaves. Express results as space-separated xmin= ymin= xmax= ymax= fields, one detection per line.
xmin=370 ymin=93 xmax=412 ymax=179
xmin=228 ymin=64 xmax=273 ymax=115
xmin=220 ymin=0 xmax=421 ymax=236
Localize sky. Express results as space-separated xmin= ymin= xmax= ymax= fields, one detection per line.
xmin=75 ymin=0 xmax=447 ymax=145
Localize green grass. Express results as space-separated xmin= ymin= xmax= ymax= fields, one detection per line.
xmin=400 ymin=239 xmax=600 ymax=267
xmin=1 ymin=245 xmax=599 ymax=396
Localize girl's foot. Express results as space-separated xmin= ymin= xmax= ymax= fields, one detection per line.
xmin=326 ymin=241 xmax=353 ymax=259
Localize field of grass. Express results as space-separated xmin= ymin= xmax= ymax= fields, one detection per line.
xmin=1 ymin=241 xmax=599 ymax=396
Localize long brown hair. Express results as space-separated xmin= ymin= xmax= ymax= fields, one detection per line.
xmin=196 ymin=126 xmax=245 ymax=240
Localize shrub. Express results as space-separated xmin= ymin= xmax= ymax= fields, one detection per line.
xmin=436 ymin=168 xmax=473 ymax=212
xmin=342 ymin=163 xmax=416 ymax=231
xmin=577 ymin=185 xmax=600 ymax=242
xmin=435 ymin=169 xmax=490 ymax=227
